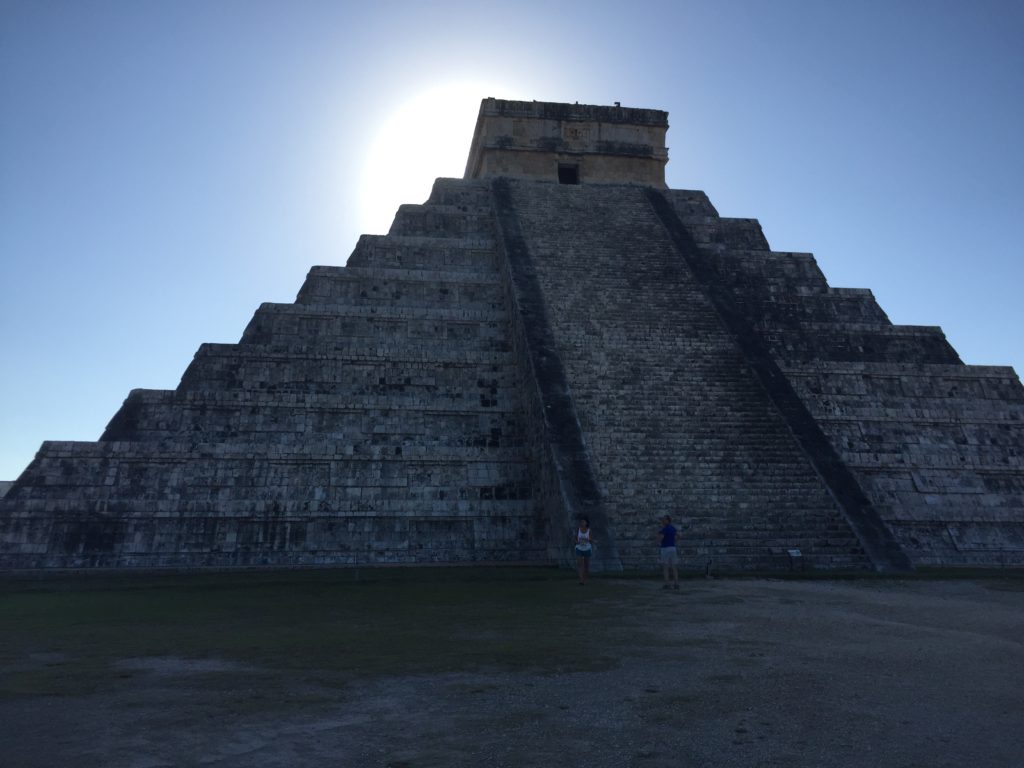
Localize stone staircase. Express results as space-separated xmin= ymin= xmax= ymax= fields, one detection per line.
xmin=666 ymin=189 xmax=1024 ymax=566
xmin=0 ymin=180 xmax=545 ymax=568
xmin=495 ymin=180 xmax=871 ymax=571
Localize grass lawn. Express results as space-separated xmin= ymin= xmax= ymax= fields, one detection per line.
xmin=0 ymin=567 xmax=638 ymax=699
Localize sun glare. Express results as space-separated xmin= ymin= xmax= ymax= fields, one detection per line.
xmin=357 ymin=82 xmax=512 ymax=237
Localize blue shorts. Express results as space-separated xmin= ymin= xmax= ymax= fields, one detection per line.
xmin=575 ymin=547 xmax=592 ymax=559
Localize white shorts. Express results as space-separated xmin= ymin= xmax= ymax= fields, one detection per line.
xmin=659 ymin=546 xmax=678 ymax=566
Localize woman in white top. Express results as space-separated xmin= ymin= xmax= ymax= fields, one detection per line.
xmin=574 ymin=516 xmax=595 ymax=586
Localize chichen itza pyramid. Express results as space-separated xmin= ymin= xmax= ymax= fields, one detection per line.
xmin=2 ymin=98 xmax=1022 ymax=571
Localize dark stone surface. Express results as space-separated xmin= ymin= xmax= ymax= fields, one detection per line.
xmin=1 ymin=160 xmax=1020 ymax=570
xmin=662 ymin=188 xmax=1024 ymax=567
xmin=491 ymin=177 xmax=618 ymax=570
xmin=0 ymin=180 xmax=547 ymax=568
xmin=645 ymin=188 xmax=911 ymax=572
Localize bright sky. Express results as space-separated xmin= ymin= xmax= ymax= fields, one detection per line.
xmin=1 ymin=0 xmax=1022 ymax=480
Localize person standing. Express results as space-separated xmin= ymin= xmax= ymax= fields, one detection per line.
xmin=574 ymin=517 xmax=595 ymax=585
xmin=659 ymin=515 xmax=679 ymax=589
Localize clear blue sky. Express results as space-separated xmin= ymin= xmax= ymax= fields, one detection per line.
xmin=2 ymin=0 xmax=1022 ymax=480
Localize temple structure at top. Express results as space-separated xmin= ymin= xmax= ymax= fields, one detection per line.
xmin=464 ymin=98 xmax=669 ymax=187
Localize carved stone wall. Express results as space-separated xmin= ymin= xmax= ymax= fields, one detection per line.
xmin=465 ymin=98 xmax=668 ymax=187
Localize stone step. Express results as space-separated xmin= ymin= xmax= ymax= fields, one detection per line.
xmin=388 ymin=203 xmax=497 ymax=239
xmin=424 ymin=178 xmax=495 ymax=209
xmin=614 ymin=520 xmax=861 ymax=538
xmin=603 ymin=480 xmax=845 ymax=493
xmin=265 ymin=301 xmax=507 ymax=323
xmin=303 ymin=263 xmax=503 ymax=288
xmin=595 ymin=457 xmax=860 ymax=474
xmin=343 ymin=234 xmax=501 ymax=273
xmin=105 ymin=395 xmax=528 ymax=446
xmin=874 ymin=497 xmax=1024 ymax=521
xmin=673 ymin=216 xmax=771 ymax=252
xmin=13 ymin=480 xmax=537 ymax=518
xmin=746 ymin=292 xmax=890 ymax=327
xmin=172 ymin=378 xmax=524 ymax=409
xmin=0 ymin=510 xmax=552 ymax=570
xmin=692 ymin=248 xmax=831 ymax=294
xmin=861 ymin=467 xmax=1024 ymax=495
xmin=797 ymin=393 xmax=1024 ymax=423
xmin=25 ymin=439 xmax=534 ymax=462
xmin=8 ymin=492 xmax=540 ymax=515
xmin=110 ymin=387 xmax=527 ymax=411
xmin=783 ymin=362 xmax=1024 ymax=401
xmin=183 ymin=340 xmax=515 ymax=369
xmin=839 ymin=447 xmax=1023 ymax=470
xmin=11 ymin=483 xmax=539 ymax=510
xmin=10 ymin=442 xmax=538 ymax=505
xmin=165 ymin=389 xmax=522 ymax=414
xmin=281 ymin=267 xmax=506 ymax=311
xmin=767 ymin=323 xmax=960 ymax=364
xmin=613 ymin=524 xmax=863 ymax=543
xmin=834 ymin=421 xmax=1024 ymax=450
xmin=662 ymin=188 xmax=719 ymax=219
xmin=145 ymin=391 xmax=524 ymax=416
xmin=241 ymin=302 xmax=508 ymax=347
xmin=176 ymin=361 xmax=522 ymax=404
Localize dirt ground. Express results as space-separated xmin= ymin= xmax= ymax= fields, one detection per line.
xmin=1 ymin=570 xmax=1022 ymax=768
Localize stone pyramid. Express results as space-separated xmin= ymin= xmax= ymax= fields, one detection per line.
xmin=2 ymin=98 xmax=1022 ymax=571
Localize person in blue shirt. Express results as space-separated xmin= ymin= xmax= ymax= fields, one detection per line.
xmin=658 ymin=515 xmax=679 ymax=589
